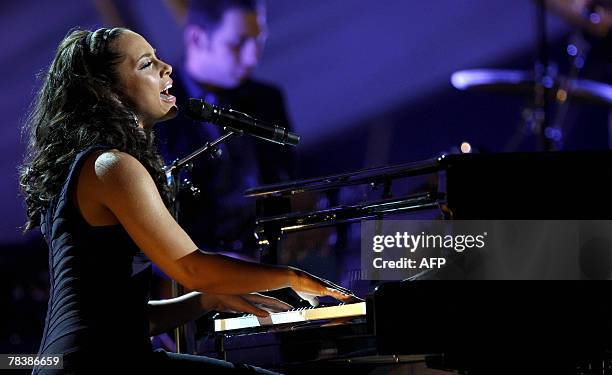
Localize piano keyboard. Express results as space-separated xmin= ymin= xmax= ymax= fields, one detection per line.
xmin=214 ymin=302 xmax=367 ymax=332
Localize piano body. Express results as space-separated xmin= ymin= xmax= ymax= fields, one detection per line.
xmin=197 ymin=151 xmax=612 ymax=374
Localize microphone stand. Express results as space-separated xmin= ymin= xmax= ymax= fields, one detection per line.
xmin=164 ymin=130 xmax=237 ymax=354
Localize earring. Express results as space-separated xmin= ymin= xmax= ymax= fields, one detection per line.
xmin=132 ymin=113 xmax=140 ymax=127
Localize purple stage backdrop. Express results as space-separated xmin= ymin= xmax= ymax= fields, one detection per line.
xmin=0 ymin=1 xmax=575 ymax=245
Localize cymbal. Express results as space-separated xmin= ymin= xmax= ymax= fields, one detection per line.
xmin=451 ymin=69 xmax=612 ymax=106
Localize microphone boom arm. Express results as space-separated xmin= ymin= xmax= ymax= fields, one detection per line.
xmin=186 ymin=99 xmax=300 ymax=146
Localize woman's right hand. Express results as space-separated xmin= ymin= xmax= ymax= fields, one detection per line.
xmin=288 ymin=267 xmax=362 ymax=306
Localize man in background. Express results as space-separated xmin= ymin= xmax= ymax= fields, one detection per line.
xmin=155 ymin=0 xmax=295 ymax=259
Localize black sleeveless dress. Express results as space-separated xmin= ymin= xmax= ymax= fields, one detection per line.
xmin=34 ymin=146 xmax=152 ymax=374
xmin=32 ymin=146 xmax=280 ymax=375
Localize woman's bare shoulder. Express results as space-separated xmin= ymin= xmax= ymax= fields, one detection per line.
xmin=78 ymin=150 xmax=151 ymax=186
xmin=91 ymin=150 xmax=143 ymax=176
xmin=79 ymin=149 xmax=153 ymax=199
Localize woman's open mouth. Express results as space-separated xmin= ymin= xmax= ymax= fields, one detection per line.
xmin=160 ymin=82 xmax=176 ymax=103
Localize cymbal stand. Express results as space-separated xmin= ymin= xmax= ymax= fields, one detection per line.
xmin=534 ymin=0 xmax=555 ymax=151
xmin=549 ymin=30 xmax=591 ymax=150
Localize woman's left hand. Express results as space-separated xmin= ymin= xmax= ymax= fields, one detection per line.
xmin=201 ymin=293 xmax=293 ymax=318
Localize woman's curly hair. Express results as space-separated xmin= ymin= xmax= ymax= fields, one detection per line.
xmin=19 ymin=27 xmax=172 ymax=231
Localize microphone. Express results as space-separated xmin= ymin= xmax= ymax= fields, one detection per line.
xmin=184 ymin=98 xmax=300 ymax=146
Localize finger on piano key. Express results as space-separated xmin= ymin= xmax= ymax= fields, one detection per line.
xmin=295 ymin=291 xmax=319 ymax=307
xmin=245 ymin=293 xmax=294 ymax=312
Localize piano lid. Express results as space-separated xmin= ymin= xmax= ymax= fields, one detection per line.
xmin=245 ymin=150 xmax=612 ymax=199
xmin=244 ymin=157 xmax=443 ymax=198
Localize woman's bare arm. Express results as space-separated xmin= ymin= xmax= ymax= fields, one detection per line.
xmin=147 ymin=292 xmax=293 ymax=336
xmin=80 ymin=150 xmax=353 ymax=301
xmin=147 ymin=292 xmax=205 ymax=336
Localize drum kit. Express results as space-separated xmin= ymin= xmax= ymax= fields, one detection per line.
xmin=450 ymin=0 xmax=612 ymax=151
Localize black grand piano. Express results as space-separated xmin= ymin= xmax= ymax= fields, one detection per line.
xmin=196 ymin=151 xmax=612 ymax=374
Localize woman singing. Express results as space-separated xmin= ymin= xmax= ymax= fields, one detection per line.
xmin=19 ymin=27 xmax=356 ymax=374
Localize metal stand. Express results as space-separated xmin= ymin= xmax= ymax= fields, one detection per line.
xmin=534 ymin=0 xmax=555 ymax=151
xmin=533 ymin=0 xmax=595 ymax=151
xmin=164 ymin=130 xmax=236 ymax=354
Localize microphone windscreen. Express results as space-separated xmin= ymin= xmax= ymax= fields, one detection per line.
xmin=185 ymin=99 xmax=214 ymax=121
xmin=286 ymin=132 xmax=300 ymax=146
